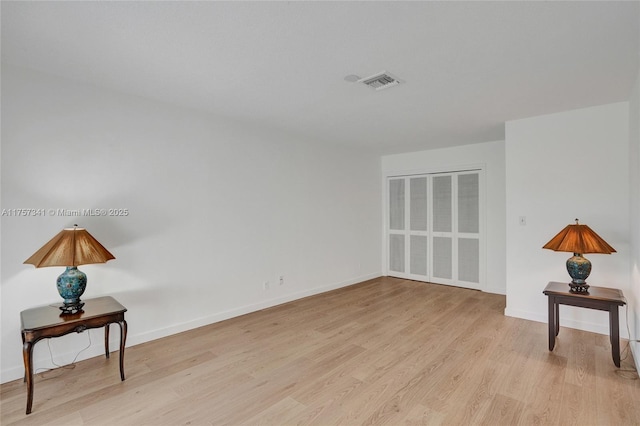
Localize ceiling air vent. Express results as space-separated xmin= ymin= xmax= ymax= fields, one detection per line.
xmin=358 ymin=71 xmax=401 ymax=91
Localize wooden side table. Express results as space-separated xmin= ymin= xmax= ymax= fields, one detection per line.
xmin=20 ymin=296 xmax=127 ymax=414
xmin=543 ymin=281 xmax=626 ymax=367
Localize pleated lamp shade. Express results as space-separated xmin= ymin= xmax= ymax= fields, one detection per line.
xmin=24 ymin=226 xmax=115 ymax=267
xmin=542 ymin=222 xmax=616 ymax=254
xmin=542 ymin=219 xmax=615 ymax=293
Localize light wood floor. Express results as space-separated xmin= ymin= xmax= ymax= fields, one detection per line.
xmin=2 ymin=277 xmax=639 ymax=425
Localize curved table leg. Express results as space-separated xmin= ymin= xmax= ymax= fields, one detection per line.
xmin=548 ymin=296 xmax=556 ymax=351
xmin=118 ymin=320 xmax=127 ymax=381
xmin=610 ymin=306 xmax=621 ymax=367
xmin=105 ymin=323 xmax=111 ymax=358
xmin=22 ymin=340 xmax=34 ymax=415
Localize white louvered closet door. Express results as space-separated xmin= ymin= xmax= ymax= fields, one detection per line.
xmin=388 ymin=178 xmax=406 ymax=275
xmin=387 ymin=171 xmax=482 ymax=290
xmin=388 ymin=176 xmax=429 ymax=281
xmin=431 ymin=174 xmax=454 ymax=284
xmin=456 ymin=172 xmax=481 ymax=287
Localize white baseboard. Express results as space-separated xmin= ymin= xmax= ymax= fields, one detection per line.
xmin=1 ymin=334 xmax=114 ymax=383
xmin=504 ymin=307 xmax=626 ymax=338
xmin=484 ymin=285 xmax=506 ymax=295
xmin=127 ymin=272 xmax=382 ymax=347
xmin=1 ymin=272 xmax=381 ymax=383
xmin=631 ymin=341 xmax=640 ymax=372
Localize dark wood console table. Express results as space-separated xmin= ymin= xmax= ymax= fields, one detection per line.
xmin=543 ymin=281 xmax=626 ymax=367
xmin=20 ymin=296 xmax=127 ymax=414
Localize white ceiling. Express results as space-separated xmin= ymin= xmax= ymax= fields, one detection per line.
xmin=2 ymin=1 xmax=639 ymax=154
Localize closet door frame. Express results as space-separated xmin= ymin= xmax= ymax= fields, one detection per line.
xmin=384 ymin=166 xmax=485 ymax=291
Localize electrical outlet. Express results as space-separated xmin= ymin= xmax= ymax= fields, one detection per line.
xmin=263 ymin=281 xmax=270 ymax=290
xmin=279 ymin=276 xmax=284 ymax=286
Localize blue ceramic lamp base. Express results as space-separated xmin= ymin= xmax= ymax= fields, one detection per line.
xmin=56 ymin=266 xmax=87 ymax=314
xmin=566 ymin=253 xmax=591 ymax=293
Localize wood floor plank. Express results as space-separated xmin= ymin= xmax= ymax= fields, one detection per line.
xmin=2 ymin=277 xmax=639 ymax=425
xmin=400 ymin=403 xmax=446 ymax=426
xmin=594 ymin=334 xmax=640 ymax=425
xmin=243 ymin=396 xmax=308 ymax=425
xmin=516 ymin=352 xmax=567 ymax=425
xmin=481 ymin=393 xmax=525 ymax=425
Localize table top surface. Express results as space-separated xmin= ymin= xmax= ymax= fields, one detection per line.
xmin=21 ymin=296 xmax=127 ymax=331
xmin=543 ymin=281 xmax=626 ymax=304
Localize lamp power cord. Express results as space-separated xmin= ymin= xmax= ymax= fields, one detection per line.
xmin=35 ymin=331 xmax=92 ymax=380
xmin=616 ymin=304 xmax=639 ymax=380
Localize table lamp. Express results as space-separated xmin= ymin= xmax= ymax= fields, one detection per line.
xmin=24 ymin=225 xmax=115 ymax=313
xmin=542 ymin=219 xmax=616 ymax=293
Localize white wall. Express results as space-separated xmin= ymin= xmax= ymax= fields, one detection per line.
xmin=0 ymin=64 xmax=382 ymax=383
xmin=381 ymin=140 xmax=507 ymax=295
xmin=505 ymin=103 xmax=631 ymax=337
xmin=629 ymin=68 xmax=640 ymax=368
